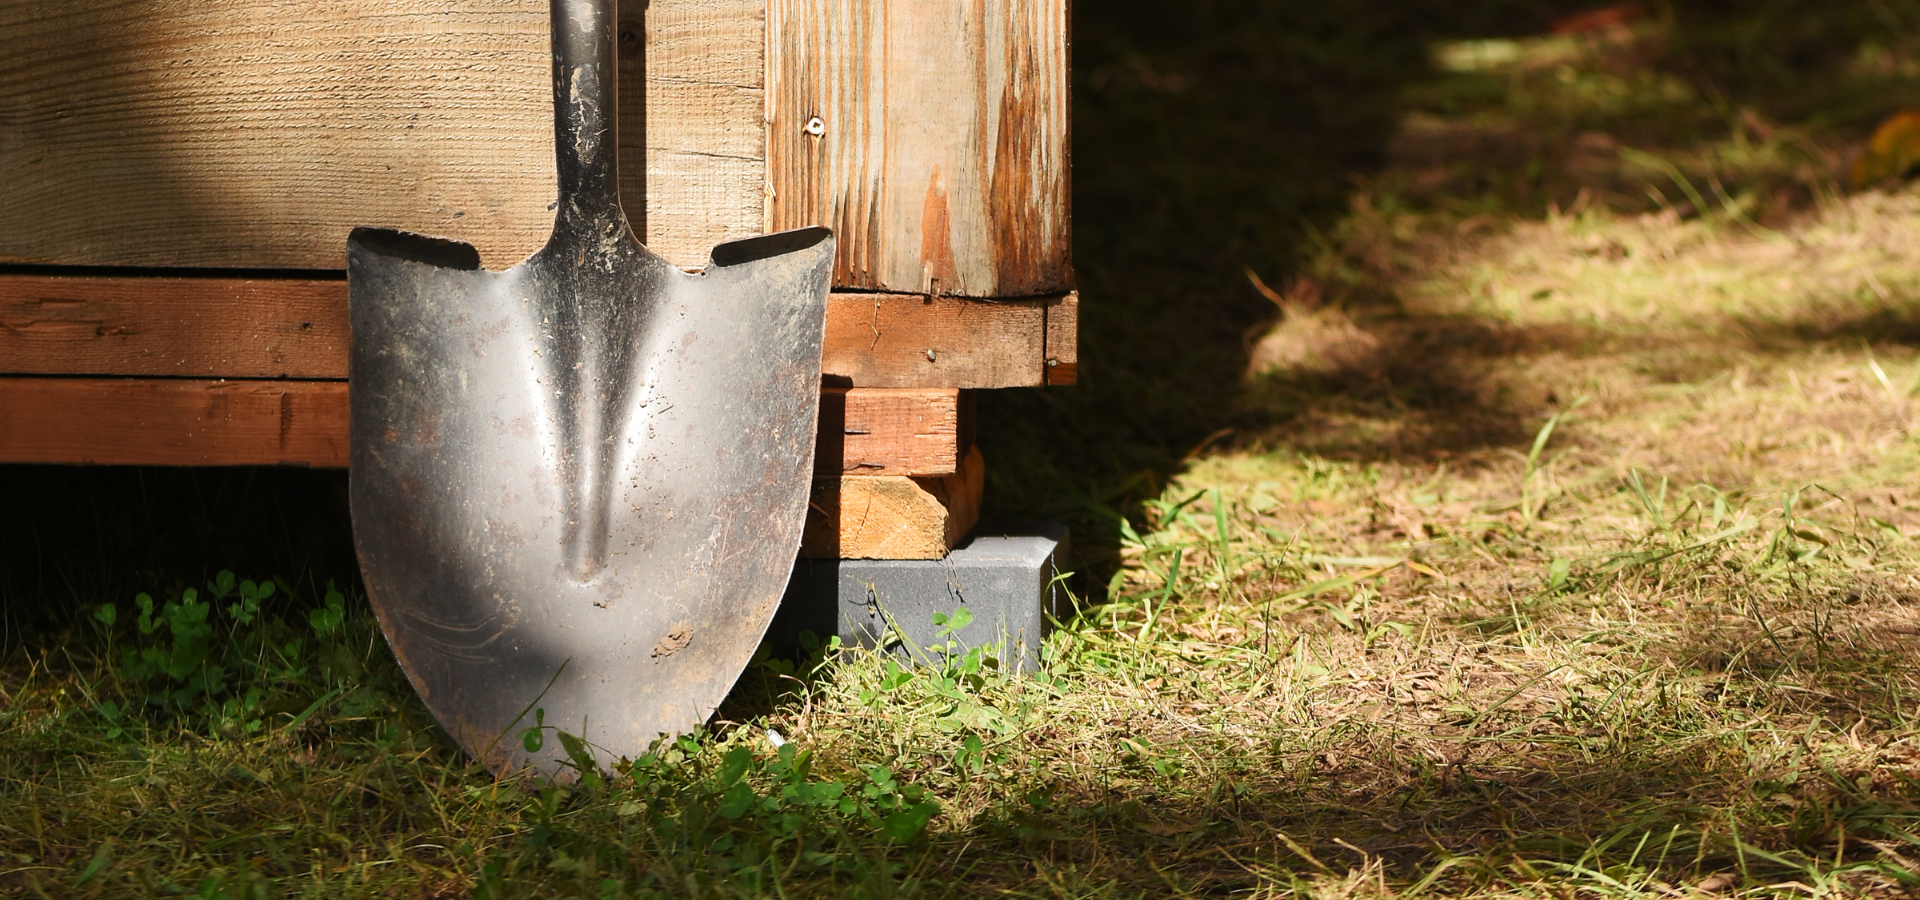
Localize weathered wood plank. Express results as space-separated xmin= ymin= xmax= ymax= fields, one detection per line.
xmin=622 ymin=0 xmax=768 ymax=265
xmin=0 ymin=1 xmax=554 ymax=270
xmin=1044 ymin=289 xmax=1078 ymax=385
xmin=1 ymin=377 xmax=980 ymax=560
xmin=799 ymin=446 xmax=984 ymax=560
xmin=821 ymin=291 xmax=1063 ymax=388
xmin=1 ymin=0 xmax=1070 ymax=294
xmin=817 ymin=387 xmax=966 ymax=477
xmin=0 ymin=0 xmax=760 ymax=271
xmin=0 ymin=275 xmax=1058 ymax=387
xmin=0 ymin=275 xmax=348 ymax=379
xmin=767 ymin=0 xmax=1071 ymax=297
xmin=0 ymin=377 xmax=350 ymax=467
xmin=0 ymin=376 xmax=963 ymax=475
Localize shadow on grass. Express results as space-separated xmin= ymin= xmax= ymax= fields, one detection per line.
xmin=719 ymin=601 xmax=1920 ymax=894
xmin=932 ymin=747 xmax=1910 ymax=893
xmin=982 ymin=0 xmax=1595 ymax=551
xmin=909 ymin=592 xmax=1920 ymax=892
xmin=982 ymin=0 xmax=1920 ymax=582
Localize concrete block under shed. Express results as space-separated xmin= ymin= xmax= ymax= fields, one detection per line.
xmin=771 ymin=523 xmax=1071 ymax=670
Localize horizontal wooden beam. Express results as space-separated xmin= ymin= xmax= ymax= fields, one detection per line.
xmin=820 ymin=290 xmax=1076 ymax=388
xmin=817 ymin=387 xmax=969 ymax=477
xmin=800 ymin=447 xmax=984 ymax=560
xmin=0 ymin=377 xmax=350 ymax=467
xmin=0 ymin=275 xmax=1075 ymax=388
xmin=0 ymin=276 xmax=346 ymax=380
xmin=0 ymin=377 xmax=971 ymax=476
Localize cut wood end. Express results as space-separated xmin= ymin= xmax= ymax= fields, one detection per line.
xmin=800 ymin=446 xmax=984 ymax=560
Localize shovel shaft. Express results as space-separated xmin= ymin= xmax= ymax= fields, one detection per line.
xmin=551 ymin=0 xmax=622 ymax=235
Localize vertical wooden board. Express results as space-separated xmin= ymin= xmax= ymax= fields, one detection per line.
xmin=0 ymin=0 xmax=556 ymax=269
xmin=767 ymin=0 xmax=1071 ymax=297
xmin=626 ymin=0 xmax=768 ymax=266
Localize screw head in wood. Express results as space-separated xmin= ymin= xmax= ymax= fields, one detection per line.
xmin=804 ymin=117 xmax=826 ymax=136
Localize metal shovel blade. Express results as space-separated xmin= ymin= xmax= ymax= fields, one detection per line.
xmin=346 ymin=0 xmax=832 ymax=776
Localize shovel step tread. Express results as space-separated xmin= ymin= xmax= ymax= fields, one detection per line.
xmin=0 ymin=274 xmax=1075 ymax=388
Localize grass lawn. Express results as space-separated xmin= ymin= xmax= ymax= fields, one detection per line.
xmin=8 ymin=1 xmax=1920 ymax=897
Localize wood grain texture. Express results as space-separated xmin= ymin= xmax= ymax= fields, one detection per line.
xmin=622 ymin=0 xmax=769 ymax=265
xmin=0 ymin=1 xmax=554 ymax=270
xmin=0 ymin=377 xmax=349 ymax=467
xmin=1 ymin=0 xmax=1070 ymax=291
xmin=767 ymin=0 xmax=1071 ymax=297
xmin=0 ymin=276 xmax=1057 ymax=387
xmin=800 ymin=446 xmax=984 ymax=560
xmin=1044 ymin=289 xmax=1078 ymax=385
xmin=0 ymin=375 xmax=959 ymax=476
xmin=817 ymin=388 xmax=964 ymax=477
xmin=0 ymin=275 xmax=347 ymax=378
xmin=822 ymin=291 xmax=1071 ymax=388
xmin=931 ymin=444 xmax=986 ymax=550
xmin=0 ymin=0 xmax=761 ymax=271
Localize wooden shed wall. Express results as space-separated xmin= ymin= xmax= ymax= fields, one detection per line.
xmin=0 ymin=0 xmax=1070 ymax=297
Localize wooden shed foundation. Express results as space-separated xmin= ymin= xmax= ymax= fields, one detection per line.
xmin=0 ymin=0 xmax=1073 ymax=561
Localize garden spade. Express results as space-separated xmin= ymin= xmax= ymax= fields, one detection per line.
xmin=346 ymin=0 xmax=832 ymax=776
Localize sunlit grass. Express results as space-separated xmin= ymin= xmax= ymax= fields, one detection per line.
xmin=11 ymin=1 xmax=1920 ymax=897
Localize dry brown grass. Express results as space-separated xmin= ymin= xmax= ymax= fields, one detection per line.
xmin=780 ymin=24 xmax=1920 ymax=892
xmin=12 ymin=6 xmax=1920 ymax=898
